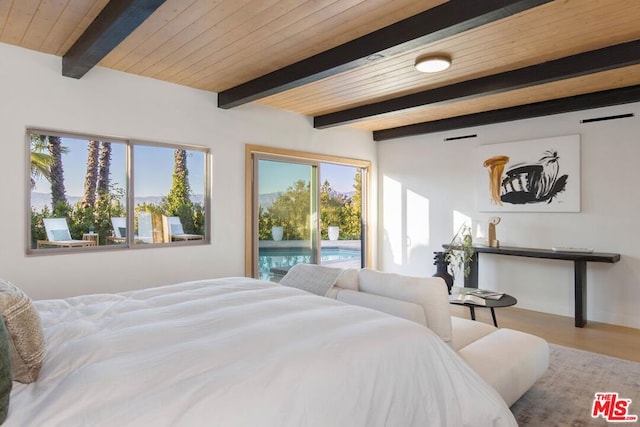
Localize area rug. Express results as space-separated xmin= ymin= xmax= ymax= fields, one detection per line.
xmin=511 ymin=344 xmax=640 ymax=426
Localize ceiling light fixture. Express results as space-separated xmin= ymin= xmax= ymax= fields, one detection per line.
xmin=415 ymin=55 xmax=452 ymax=73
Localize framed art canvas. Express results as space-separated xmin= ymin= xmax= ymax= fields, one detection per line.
xmin=476 ymin=134 xmax=580 ymax=212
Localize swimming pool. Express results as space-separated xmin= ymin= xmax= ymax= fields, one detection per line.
xmin=258 ymin=247 xmax=361 ymax=281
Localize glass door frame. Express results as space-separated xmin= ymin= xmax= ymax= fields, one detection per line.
xmin=245 ymin=144 xmax=371 ymax=278
xmin=253 ymin=154 xmax=321 ymax=279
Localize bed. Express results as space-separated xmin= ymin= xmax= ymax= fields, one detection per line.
xmin=3 ymin=277 xmax=517 ymax=426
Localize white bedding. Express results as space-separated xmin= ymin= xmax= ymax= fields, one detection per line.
xmin=7 ymin=278 xmax=516 ymax=426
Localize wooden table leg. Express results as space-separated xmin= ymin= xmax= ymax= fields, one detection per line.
xmin=574 ymin=260 xmax=587 ymax=327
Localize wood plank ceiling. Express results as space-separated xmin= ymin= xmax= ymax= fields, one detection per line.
xmin=1 ymin=0 xmax=639 ymax=141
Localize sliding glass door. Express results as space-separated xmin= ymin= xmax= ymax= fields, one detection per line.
xmin=319 ymin=163 xmax=363 ymax=268
xmin=255 ymin=158 xmax=318 ymax=281
xmin=248 ymin=147 xmax=368 ymax=282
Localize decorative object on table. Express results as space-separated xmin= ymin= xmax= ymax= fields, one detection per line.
xmin=477 ymin=134 xmax=580 ymax=212
xmin=551 ymin=247 xmax=594 ymax=253
xmin=468 ymin=290 xmax=505 ymax=300
xmin=445 ymin=223 xmax=475 ymax=282
xmin=432 ymin=251 xmax=454 ymax=293
xmin=434 ymin=224 xmax=475 ymax=293
xmin=449 ymin=293 xmax=486 ymax=305
xmin=487 ymin=216 xmax=501 ymax=248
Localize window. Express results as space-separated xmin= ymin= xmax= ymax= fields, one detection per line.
xmin=28 ymin=129 xmax=209 ymax=253
xmin=245 ymin=145 xmax=370 ymax=281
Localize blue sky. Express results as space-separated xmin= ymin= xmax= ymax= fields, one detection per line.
xmin=33 ymin=137 xmax=205 ymax=197
xmin=258 ymin=160 xmax=358 ymax=194
xmin=32 ymin=136 xmax=352 ymax=198
xmin=134 ymin=145 xmax=205 ymax=196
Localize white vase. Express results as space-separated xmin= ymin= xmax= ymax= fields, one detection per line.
xmin=328 ymin=225 xmax=339 ymax=241
xmin=271 ymin=226 xmax=283 ymax=241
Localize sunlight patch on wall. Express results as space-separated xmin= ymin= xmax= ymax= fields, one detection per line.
xmin=383 ymin=176 xmax=403 ymax=265
xmin=453 ymin=210 xmax=472 ymax=236
xmin=407 ymin=190 xmax=430 ymax=250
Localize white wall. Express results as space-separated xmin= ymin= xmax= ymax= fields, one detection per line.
xmin=378 ymin=102 xmax=640 ymax=329
xmin=0 ymin=43 xmax=376 ymax=300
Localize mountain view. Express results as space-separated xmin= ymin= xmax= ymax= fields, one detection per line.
xmin=31 ymin=193 xmax=205 ymax=212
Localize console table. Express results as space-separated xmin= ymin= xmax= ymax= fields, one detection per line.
xmin=443 ymin=245 xmax=621 ymax=327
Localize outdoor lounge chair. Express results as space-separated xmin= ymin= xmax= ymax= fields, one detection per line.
xmin=107 ymin=215 xmax=154 ymax=244
xmin=106 ymin=217 xmax=127 ymax=244
xmin=162 ymin=216 xmax=203 ymax=242
xmin=37 ymin=218 xmax=96 ymax=249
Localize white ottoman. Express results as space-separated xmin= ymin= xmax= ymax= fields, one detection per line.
xmin=453 ymin=319 xmax=549 ymax=406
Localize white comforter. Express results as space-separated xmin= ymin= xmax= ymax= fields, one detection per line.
xmin=7 ymin=278 xmax=516 ymax=426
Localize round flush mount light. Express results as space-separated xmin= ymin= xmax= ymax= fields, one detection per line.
xmin=414 ymin=55 xmax=452 ymax=73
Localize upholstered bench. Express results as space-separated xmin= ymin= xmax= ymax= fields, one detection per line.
xmin=280 ymin=264 xmax=549 ymax=407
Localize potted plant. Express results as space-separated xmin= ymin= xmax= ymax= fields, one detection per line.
xmin=328 ymin=225 xmax=340 ymax=241
xmin=271 ymin=224 xmax=284 ymax=241
xmin=445 ymin=223 xmax=475 ymax=280
xmin=325 ymin=209 xmax=340 ymax=241
xmin=433 ymin=223 xmax=475 ymax=293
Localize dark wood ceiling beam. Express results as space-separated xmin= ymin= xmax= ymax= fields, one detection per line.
xmin=315 ymin=40 xmax=640 ymax=129
xmin=217 ymin=0 xmax=552 ymax=109
xmin=62 ymin=0 xmax=166 ymax=79
xmin=372 ymin=85 xmax=640 ymax=141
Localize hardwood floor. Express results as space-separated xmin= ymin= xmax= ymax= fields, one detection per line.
xmin=450 ymin=305 xmax=640 ymax=363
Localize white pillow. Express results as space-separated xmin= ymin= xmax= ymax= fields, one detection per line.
xmin=358 ymin=269 xmax=453 ymax=343
xmin=334 ymin=268 xmax=359 ymax=291
xmin=279 ymin=264 xmax=343 ymax=296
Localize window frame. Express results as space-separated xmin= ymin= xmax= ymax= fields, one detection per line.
xmin=26 ymin=128 xmax=211 ymax=255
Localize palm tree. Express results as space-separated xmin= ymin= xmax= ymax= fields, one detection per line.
xmin=170 ymin=149 xmax=190 ymax=200
xmin=164 ymin=149 xmax=195 ymax=232
xmin=96 ymin=142 xmax=111 ymax=196
xmin=81 ymin=140 xmax=100 ymax=207
xmin=29 ymin=134 xmax=51 ymax=189
xmin=48 ymin=136 xmax=67 ymax=207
